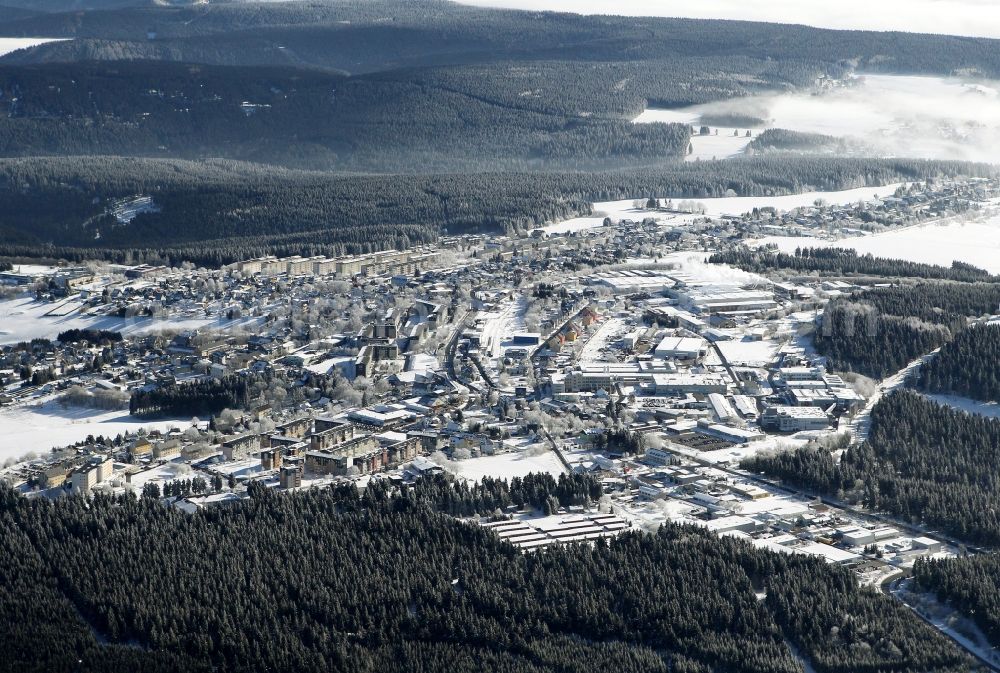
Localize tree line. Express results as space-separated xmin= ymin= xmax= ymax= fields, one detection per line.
xmin=710 ymin=247 xmax=995 ymax=283
xmin=129 ymin=373 xmax=256 ymax=417
xmin=56 ymin=328 xmax=122 ymax=345
xmin=9 ymin=0 xmax=1000 ymax=84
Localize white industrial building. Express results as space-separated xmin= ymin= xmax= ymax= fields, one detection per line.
xmin=707 ymin=393 xmax=738 ymax=422
xmin=652 ymin=373 xmax=729 ymax=396
xmin=676 ymin=285 xmax=778 ymax=316
xmin=654 ymin=336 xmax=708 ymax=362
xmin=761 ymin=406 xmax=830 ymax=432
xmin=551 ymin=361 xmax=677 ymax=393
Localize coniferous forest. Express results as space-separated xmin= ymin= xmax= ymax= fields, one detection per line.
xmin=745 ymin=391 xmax=1000 ymax=547
xmin=0 ymin=476 xmax=978 ymax=673
xmin=811 ymin=283 xmax=1000 ymax=378
xmin=710 ymin=247 xmax=996 ymax=283
xmin=917 ymin=324 xmax=1000 ymax=403
xmin=914 ymin=554 xmax=1000 ymax=649
xmin=128 ymin=373 xmax=255 ymax=417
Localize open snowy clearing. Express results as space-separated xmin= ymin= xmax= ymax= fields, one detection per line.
xmin=682 ymin=131 xmax=756 ymax=161
xmin=755 ymin=214 xmax=1000 ymax=274
xmin=479 ymin=296 xmax=528 ymax=359
xmin=0 ymin=399 xmax=187 ymax=463
xmin=0 ymin=295 xmax=259 ymax=345
xmin=445 ymin=449 xmax=566 ymax=482
xmin=923 ymin=393 xmax=1000 ymax=419
xmin=632 ymin=108 xmax=759 ymax=160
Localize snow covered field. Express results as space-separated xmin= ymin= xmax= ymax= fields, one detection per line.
xmin=0 ymin=399 xmax=187 ymax=463
xmin=632 ymin=107 xmax=758 ymax=161
xmin=0 ymin=295 xmax=258 ymax=345
xmin=680 ymin=131 xmax=755 ymax=161
xmin=0 ymin=38 xmax=67 ymax=57
xmin=455 ymin=0 xmax=1000 ymax=39
xmin=755 ymin=214 xmax=1000 ymax=274
xmin=545 ymin=184 xmax=901 ymax=235
xmin=446 ymin=449 xmax=566 ymax=482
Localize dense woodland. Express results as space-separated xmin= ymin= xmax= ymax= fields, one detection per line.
xmin=0 ymin=475 xmax=978 ymax=673
xmin=711 ymin=247 xmax=996 ymax=283
xmin=812 ymin=282 xmax=1000 ymax=378
xmin=914 ymin=553 xmax=1000 ymax=649
xmin=746 ymin=391 xmax=1000 ymax=547
xmin=0 ymin=60 xmax=698 ymax=172
xmin=0 ymin=156 xmax=988 ymax=267
xmin=917 ymin=324 xmax=1000 ymax=403
xmin=5 ymin=0 xmax=1000 ymax=82
xmin=128 ymin=373 xmax=257 ymax=417
xmin=748 ymin=130 xmax=856 ymax=154
xmin=55 ymin=328 xmax=123 ymax=344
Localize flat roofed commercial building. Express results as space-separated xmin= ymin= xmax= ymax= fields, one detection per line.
xmin=761 ymin=406 xmax=829 ymax=432
xmin=654 ymin=336 xmax=707 ymax=361
xmin=652 ymin=373 xmax=729 ymax=396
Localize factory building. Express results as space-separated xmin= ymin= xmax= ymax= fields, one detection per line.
xmin=761 ymin=406 xmax=830 ymax=432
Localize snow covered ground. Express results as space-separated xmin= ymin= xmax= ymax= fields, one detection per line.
xmin=0 ymin=295 xmax=259 ymax=345
xmin=924 ymin=393 xmax=1000 ymax=419
xmin=446 ymin=449 xmax=566 ymax=482
xmin=632 ymin=108 xmax=759 ymax=161
xmin=455 ymin=0 xmax=1000 ymax=40
xmin=544 ymin=184 xmax=902 ymax=235
xmin=0 ymin=38 xmax=67 ymax=57
xmin=479 ymin=296 xmax=527 ymax=359
xmin=755 ymin=214 xmax=1000 ymax=274
xmin=715 ymin=338 xmax=781 ymax=368
xmin=681 ymin=131 xmax=756 ymax=161
xmin=305 ymin=356 xmax=354 ymax=376
xmin=578 ymin=317 xmax=626 ymax=363
xmin=0 ymin=398 xmax=187 ymax=463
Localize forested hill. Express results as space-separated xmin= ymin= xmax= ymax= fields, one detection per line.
xmin=0 ymin=60 xmax=697 ymax=172
xmin=0 ymin=2 xmax=998 ymax=171
xmin=3 ymin=0 xmax=1000 ymax=81
xmin=0 ymin=155 xmax=988 ymax=267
